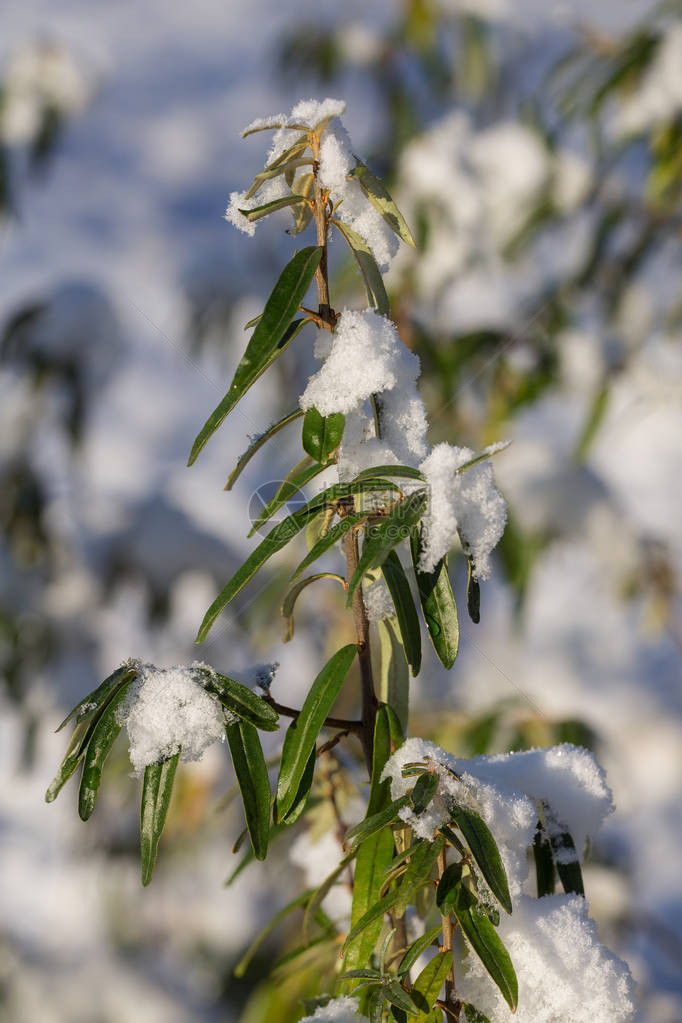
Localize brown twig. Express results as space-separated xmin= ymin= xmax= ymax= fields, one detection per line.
xmin=264 ymin=696 xmax=363 ymax=734
xmin=438 ymin=847 xmax=457 ymax=1008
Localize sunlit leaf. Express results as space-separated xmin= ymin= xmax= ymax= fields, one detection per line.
xmin=381 ymin=550 xmax=421 ymax=676
xmin=350 ymin=158 xmax=416 ymax=247
xmin=140 ymin=750 xmax=181 ymax=886
xmin=412 ymin=950 xmax=453 ymax=1016
xmin=397 ymin=924 xmax=442 ymax=979
xmin=331 ymin=219 xmax=390 ymax=315
xmin=452 ymin=890 xmax=518 ymax=1011
xmin=225 ymin=719 xmax=271 ymax=860
xmin=449 ymin=803 xmax=512 ymax=914
xmin=78 ymin=677 xmax=135 ymax=820
xmin=275 ymin=645 xmax=356 ymax=821
xmin=302 ymin=406 xmax=345 ymax=463
xmin=347 ymin=491 xmax=427 ymax=606
xmin=188 ymin=246 xmax=322 ymax=464
xmin=410 ymin=527 xmax=459 ymax=669
xmin=377 ymin=617 xmax=409 ymax=734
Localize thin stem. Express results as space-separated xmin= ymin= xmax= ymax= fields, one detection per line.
xmin=438 ymin=847 xmax=457 ymax=1009
xmin=310 ymin=131 xmax=377 ymax=775
xmin=264 ymin=696 xmax=363 ymax=734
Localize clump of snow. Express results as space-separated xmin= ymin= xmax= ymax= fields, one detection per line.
xmin=301 ymin=309 xmax=421 ymax=417
xmin=458 ymin=894 xmax=635 ymax=1023
xmin=382 ymin=737 xmax=614 ymax=896
xmin=241 ymin=99 xmax=346 ymax=136
xmin=0 ymin=41 xmax=89 ymax=146
xmin=118 ymin=662 xmax=226 ymax=775
xmin=363 ymin=575 xmax=394 ymax=621
xmin=300 ymin=996 xmax=362 ymax=1023
xmin=418 ymin=443 xmax=507 ymax=577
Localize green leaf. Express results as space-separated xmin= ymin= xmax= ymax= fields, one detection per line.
xmin=55 ymin=662 xmax=136 ymax=732
xmin=412 ymin=951 xmax=453 ymax=1015
xmin=275 ymin=645 xmax=356 ymax=821
xmin=462 ymin=1003 xmax=492 ymax=1023
xmin=410 ymin=528 xmax=459 ymax=670
xmin=263 ymin=134 xmax=310 ymax=168
xmin=466 ymin=558 xmax=481 ymax=624
xmin=347 ymin=491 xmax=427 ymax=606
xmin=451 ymin=892 xmax=518 ymax=1012
xmin=292 ymin=510 xmax=369 ymax=579
xmin=377 ymin=617 xmax=409 ymax=735
xmin=196 ymin=480 xmax=405 ymax=642
xmin=243 ymin=157 xmax=313 ymax=200
xmin=550 ymin=828 xmax=584 ymax=897
xmin=533 ymin=820 xmax=555 ymax=897
xmin=449 ymin=804 xmax=512 ymax=915
xmin=369 ymin=703 xmax=404 ymax=815
xmin=238 ymin=195 xmax=307 ymax=222
xmin=382 ymin=980 xmax=420 ymax=1015
xmin=436 ymin=862 xmax=464 ymax=915
xmin=341 ymin=969 xmax=383 ymax=981
xmin=342 ymin=888 xmax=403 ymax=953
xmin=241 ymin=120 xmax=309 ymax=138
xmin=345 ymin=795 xmax=410 ymax=852
xmin=302 ymin=407 xmax=345 ymax=463
xmin=224 ymin=407 xmax=304 ymax=491
xmin=225 ymin=719 xmax=271 ymax=861
xmin=355 ymin=464 xmax=424 ymax=482
xmin=381 ymin=550 xmax=421 ymax=676
xmin=394 ymin=835 xmax=445 ymax=918
xmin=140 ymin=751 xmax=181 ymax=886
xmin=331 ymin=219 xmax=390 ymax=315
xmin=188 ymin=246 xmax=321 ymax=464
xmin=195 ymin=669 xmax=279 ymax=731
xmin=350 ymin=158 xmax=416 ymax=248
xmin=368 ymin=988 xmax=385 ymax=1023
xmin=397 ymin=924 xmax=442 ymax=979
xmin=281 ymin=572 xmax=345 ymax=642
xmin=248 ymin=457 xmax=330 ymax=537
xmin=289 ymin=171 xmax=315 ymax=234
xmin=45 ymin=717 xmax=91 ymax=803
xmin=411 ymin=771 xmax=439 ymax=814
xmin=78 ymin=677 xmax=135 ymax=820
xmin=277 ymin=746 xmax=316 ymax=825
xmin=234 ymin=888 xmax=313 ymax=977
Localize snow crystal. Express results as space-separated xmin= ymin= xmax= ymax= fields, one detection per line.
xmin=118 ymin=663 xmax=225 ymax=775
xmin=300 ymin=309 xmax=422 ymax=418
xmin=363 ymin=575 xmax=394 ymax=621
xmin=300 ymin=996 xmax=362 ymax=1023
xmin=458 ymin=894 xmax=635 ymax=1023
xmin=418 ymin=443 xmax=507 ymax=577
xmin=382 ymin=738 xmax=614 ymax=896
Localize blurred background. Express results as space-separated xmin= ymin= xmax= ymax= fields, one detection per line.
xmin=1 ymin=0 xmax=681 ymax=1020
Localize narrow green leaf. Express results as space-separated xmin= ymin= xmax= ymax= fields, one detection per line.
xmin=368 ymin=988 xmax=385 ymax=1023
xmin=383 ymin=980 xmax=420 ymax=1015
xmin=196 ymin=479 xmax=405 ymax=641
xmin=225 ymin=720 xmax=271 ymax=861
xmin=344 ymin=828 xmax=395 ymax=980
xmin=55 ymin=663 xmax=135 ymax=732
xmin=341 ymin=969 xmax=382 ymax=981
xmin=394 ymin=835 xmax=445 ymax=918
xmin=381 ymin=550 xmax=421 ymax=676
xmin=225 ymin=408 xmax=304 ymax=491
xmin=356 ymin=464 xmax=424 ymax=482
xmin=292 ymin=510 xmax=368 ymax=579
xmin=410 ymin=528 xmax=459 ymax=669
xmin=238 ymin=194 xmax=307 ymax=223
xmin=345 ymin=795 xmax=411 ymax=852
xmin=533 ymin=821 xmax=555 ymax=897
xmin=350 ymin=158 xmax=416 ymax=247
xmin=45 ymin=717 xmax=91 ymax=803
xmin=302 ymin=406 xmax=345 ymax=463
xmin=243 ymin=157 xmax=313 ymax=200
xmin=412 ymin=951 xmax=453 ymax=1015
xmin=248 ymin=457 xmax=330 ymax=537
xmin=78 ymin=678 xmax=134 ymax=820
xmin=188 ymin=246 xmax=321 ymax=464
xmin=449 ymin=804 xmax=512 ymax=915
xmin=140 ymin=750 xmax=181 ymax=886
xmin=347 ymin=491 xmax=427 ymax=606
xmin=278 ymin=746 xmax=316 ymax=825
xmin=550 ymin=828 xmax=584 ymax=896
xmin=289 ymin=171 xmax=314 ymax=234
xmin=234 ymin=888 xmax=313 ymax=977
xmin=466 ymin=558 xmax=481 ymax=624
xmin=331 ymin=219 xmax=390 ymax=315
xmin=370 ymin=704 xmax=403 ymax=812
xmin=342 ymin=888 xmax=403 ymax=953
xmin=436 ymin=862 xmax=464 ymax=915
xmin=411 ymin=771 xmax=439 ymax=814
xmin=275 ymin=645 xmax=356 ymax=821
xmin=377 ymin=617 xmax=409 ymax=735
xmin=397 ymin=924 xmax=442 ymax=979
xmin=281 ymin=572 xmax=345 ymax=641
xmin=195 ymin=669 xmax=279 ymax=731
xmin=263 ymin=134 xmax=309 ymax=168
xmin=462 ymin=1003 xmax=492 ymax=1023
xmin=452 ymin=893 xmax=518 ymax=1012
xmin=242 ymin=120 xmax=309 ymax=138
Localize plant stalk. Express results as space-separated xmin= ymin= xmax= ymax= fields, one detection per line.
xmin=310 ymin=133 xmax=377 ymax=775
xmin=438 ymin=847 xmax=457 ymax=1008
